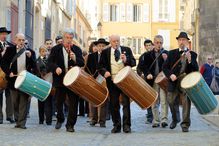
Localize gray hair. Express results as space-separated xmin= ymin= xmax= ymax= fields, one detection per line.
xmin=154 ymin=35 xmax=164 ymax=41
xmin=62 ymin=28 xmax=74 ymax=37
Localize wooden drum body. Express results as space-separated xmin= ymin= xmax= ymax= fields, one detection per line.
xmin=181 ymin=72 xmax=218 ymax=114
xmin=0 ymin=67 xmax=7 ymax=90
xmin=63 ymin=67 xmax=108 ymax=107
xmin=155 ymin=71 xmax=168 ymax=92
xmin=113 ymin=66 xmax=158 ymax=109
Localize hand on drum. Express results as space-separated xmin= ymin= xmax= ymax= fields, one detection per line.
xmin=121 ymin=52 xmax=127 ymax=63
xmin=104 ymin=71 xmax=111 ymax=78
xmin=9 ymin=72 xmax=14 ymax=78
xmin=56 ymin=67 xmax=62 ymax=75
xmin=170 ymin=74 xmax=177 ymax=81
xmin=147 ymin=74 xmax=153 ymax=80
xmin=26 ymin=50 xmax=32 ymax=58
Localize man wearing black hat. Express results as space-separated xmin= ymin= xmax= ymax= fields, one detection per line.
xmin=163 ymin=32 xmax=199 ymax=132
xmin=85 ymin=38 xmax=109 ymax=128
xmin=0 ymin=27 xmax=15 ymax=124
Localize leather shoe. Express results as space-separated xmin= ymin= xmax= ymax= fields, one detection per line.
xmin=100 ymin=123 xmax=106 ymax=128
xmin=46 ymin=122 xmax=52 ymax=125
xmin=161 ymin=122 xmax=168 ymax=128
xmin=7 ymin=118 xmax=15 ymax=123
xmin=111 ymin=126 xmax=121 ymax=133
xmin=182 ymin=127 xmax=189 ymax=132
xmin=15 ymin=125 xmax=27 ymax=129
xmin=0 ymin=120 xmax=3 ymax=124
xmin=152 ymin=123 xmax=160 ymax=128
xmin=123 ymin=125 xmax=131 ymax=133
xmin=66 ymin=127 xmax=75 ymax=132
xmin=170 ymin=122 xmax=177 ymax=129
xmin=89 ymin=121 xmax=97 ymax=126
xmin=55 ymin=122 xmax=62 ymax=129
xmin=39 ymin=121 xmax=44 ymax=124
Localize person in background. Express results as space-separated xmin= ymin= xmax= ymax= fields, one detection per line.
xmin=55 ymin=36 xmax=63 ymax=45
xmin=211 ymin=59 xmax=219 ymax=95
xmin=200 ymin=55 xmax=214 ymax=86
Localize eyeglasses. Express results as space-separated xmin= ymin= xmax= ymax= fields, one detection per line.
xmin=208 ymin=58 xmax=213 ymax=60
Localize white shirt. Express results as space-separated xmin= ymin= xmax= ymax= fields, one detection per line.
xmin=17 ymin=48 xmax=26 ymax=73
xmin=62 ymin=47 xmax=69 ymax=72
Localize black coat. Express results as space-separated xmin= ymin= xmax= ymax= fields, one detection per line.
xmin=163 ymin=48 xmax=199 ymax=92
xmin=139 ymin=49 xmax=165 ymax=86
xmin=47 ymin=44 xmax=84 ymax=87
xmin=0 ymin=41 xmax=15 ymax=65
xmin=36 ymin=56 xmax=48 ymax=77
xmin=98 ymin=46 xmax=136 ymax=87
xmin=1 ymin=45 xmax=37 ymax=89
xmin=85 ymin=52 xmax=99 ymax=78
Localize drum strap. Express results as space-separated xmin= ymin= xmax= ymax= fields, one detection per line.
xmin=10 ymin=48 xmax=26 ymax=69
xmin=171 ymin=53 xmax=186 ymax=70
xmin=148 ymin=50 xmax=163 ymax=72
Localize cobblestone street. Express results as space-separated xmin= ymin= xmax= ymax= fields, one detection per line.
xmin=0 ymin=98 xmax=219 ymax=146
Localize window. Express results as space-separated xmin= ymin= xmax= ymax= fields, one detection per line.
xmin=132 ymin=38 xmax=142 ymax=54
xmin=159 ymin=0 xmax=169 ymax=20
xmin=133 ymin=4 xmax=142 ymax=22
xmin=110 ymin=4 xmax=119 ymax=22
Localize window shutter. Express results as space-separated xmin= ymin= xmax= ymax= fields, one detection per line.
xmin=153 ymin=0 xmax=159 ymax=22
xmin=126 ymin=3 xmax=133 ymax=22
xmin=143 ymin=3 xmax=149 ymax=22
xmin=168 ymin=0 xmax=176 ymax=22
xmin=103 ymin=3 xmax=109 ymax=22
xmin=120 ymin=3 xmax=126 ymax=22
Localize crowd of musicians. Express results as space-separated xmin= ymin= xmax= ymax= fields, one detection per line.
xmin=0 ymin=26 xmax=203 ymax=133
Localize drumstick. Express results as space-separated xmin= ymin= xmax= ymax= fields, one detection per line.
xmin=13 ymin=74 xmax=23 ymax=77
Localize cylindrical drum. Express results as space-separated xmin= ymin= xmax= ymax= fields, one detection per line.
xmin=155 ymin=71 xmax=168 ymax=92
xmin=181 ymin=72 xmax=218 ymax=115
xmin=113 ymin=66 xmax=158 ymax=109
xmin=63 ymin=66 xmax=108 ymax=107
xmin=15 ymin=70 xmax=52 ymax=101
xmin=0 ymin=67 xmax=7 ymax=90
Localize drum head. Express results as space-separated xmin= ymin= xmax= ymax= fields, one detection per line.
xmin=63 ymin=66 xmax=80 ymax=86
xmin=14 ymin=70 xmax=27 ymax=89
xmin=113 ymin=66 xmax=131 ymax=84
xmin=181 ymin=72 xmax=201 ymax=89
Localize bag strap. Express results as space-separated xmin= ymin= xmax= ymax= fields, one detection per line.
xmin=10 ymin=48 xmax=26 ymax=69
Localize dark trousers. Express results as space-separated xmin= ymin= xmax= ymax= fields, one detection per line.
xmin=109 ymin=83 xmax=131 ymax=128
xmin=146 ymin=107 xmax=153 ymax=122
xmin=167 ymin=90 xmax=191 ymax=128
xmin=78 ymin=98 xmax=89 ymax=116
xmin=90 ymin=100 xmax=107 ymax=124
xmin=10 ymin=90 xmax=29 ymax=126
xmin=55 ymin=87 xmax=79 ymax=128
xmin=0 ymin=88 xmax=13 ymax=120
xmin=38 ymin=95 xmax=53 ymax=123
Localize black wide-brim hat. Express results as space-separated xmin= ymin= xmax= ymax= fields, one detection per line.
xmin=176 ymin=32 xmax=190 ymax=40
xmin=94 ymin=38 xmax=109 ymax=45
xmin=0 ymin=27 xmax=11 ymax=34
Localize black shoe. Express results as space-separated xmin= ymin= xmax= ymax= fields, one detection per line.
xmin=152 ymin=123 xmax=160 ymax=128
xmin=170 ymin=122 xmax=177 ymax=129
xmin=90 ymin=121 xmax=97 ymax=126
xmin=0 ymin=120 xmax=3 ymax=124
xmin=39 ymin=121 xmax=44 ymax=124
xmin=46 ymin=122 xmax=52 ymax=125
xmin=55 ymin=122 xmax=62 ymax=129
xmin=100 ymin=123 xmax=106 ymax=128
xmin=123 ymin=125 xmax=131 ymax=133
xmin=66 ymin=127 xmax=75 ymax=132
xmin=182 ymin=127 xmax=189 ymax=132
xmin=111 ymin=127 xmax=121 ymax=133
xmin=6 ymin=118 xmax=15 ymax=123
xmin=161 ymin=122 xmax=168 ymax=128
xmin=15 ymin=125 xmax=27 ymax=129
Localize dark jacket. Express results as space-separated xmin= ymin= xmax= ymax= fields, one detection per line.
xmin=163 ymin=48 xmax=199 ymax=92
xmin=140 ymin=49 xmax=165 ymax=86
xmin=36 ymin=56 xmax=48 ymax=77
xmin=85 ymin=52 xmax=100 ymax=78
xmin=1 ymin=45 xmax=37 ymax=89
xmin=47 ymin=44 xmax=84 ymax=87
xmin=98 ymin=46 xmax=136 ymax=87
